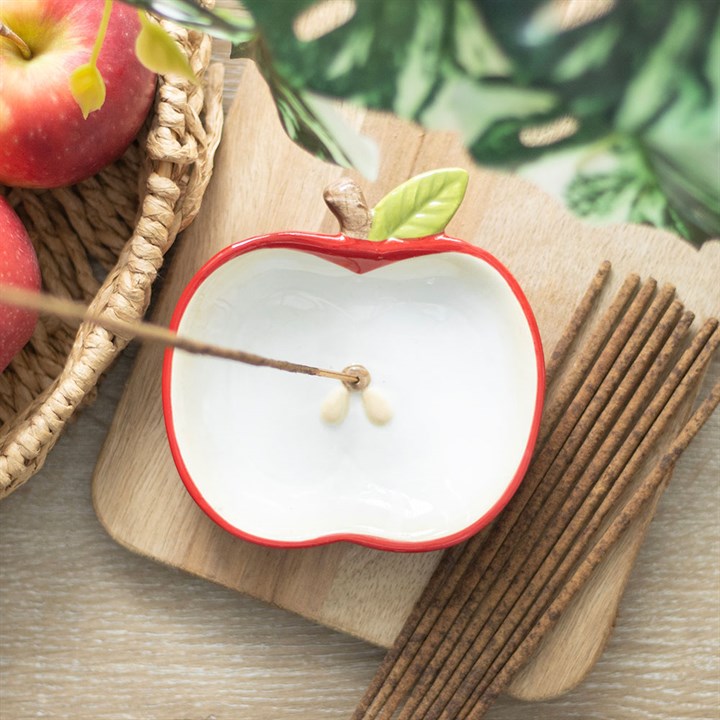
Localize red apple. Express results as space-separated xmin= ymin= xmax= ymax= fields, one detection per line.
xmin=0 ymin=197 xmax=41 ymax=372
xmin=0 ymin=0 xmax=156 ymax=189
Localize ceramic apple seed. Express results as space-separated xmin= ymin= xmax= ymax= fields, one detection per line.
xmin=321 ymin=385 xmax=351 ymax=425
xmin=361 ymin=387 xmax=394 ymax=427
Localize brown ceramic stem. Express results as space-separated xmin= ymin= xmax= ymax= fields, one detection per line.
xmin=323 ymin=178 xmax=373 ymax=238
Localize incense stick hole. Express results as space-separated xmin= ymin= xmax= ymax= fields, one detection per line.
xmin=343 ymin=364 xmax=371 ymax=391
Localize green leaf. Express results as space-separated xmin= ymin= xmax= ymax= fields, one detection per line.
xmin=521 ymin=134 xmax=714 ymax=246
xmin=421 ymin=76 xmax=558 ymax=153
xmin=451 ymin=0 xmax=511 ymax=77
xmin=135 ymin=11 xmax=197 ymax=82
xmin=121 ymin=0 xmax=256 ymax=43
xmin=69 ymin=64 xmax=106 ymax=119
xmin=253 ymin=39 xmax=378 ymax=178
xmin=119 ymin=0 xmax=720 ymax=246
xmin=369 ymin=168 xmax=469 ymax=241
xmin=302 ymin=93 xmax=379 ymax=180
xmin=242 ymin=0 xmax=485 ymax=114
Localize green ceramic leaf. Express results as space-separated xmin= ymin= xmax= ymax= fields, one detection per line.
xmin=369 ymin=168 xmax=469 ymax=241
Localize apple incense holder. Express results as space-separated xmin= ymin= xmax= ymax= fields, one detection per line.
xmin=162 ymin=169 xmax=545 ymax=552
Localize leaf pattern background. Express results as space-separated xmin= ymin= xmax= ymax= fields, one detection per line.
xmin=120 ymin=0 xmax=720 ymax=246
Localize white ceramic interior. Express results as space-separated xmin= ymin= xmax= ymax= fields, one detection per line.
xmin=167 ymin=247 xmax=541 ymax=547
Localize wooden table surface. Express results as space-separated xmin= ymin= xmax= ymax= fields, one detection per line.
xmin=2 ymin=30 xmax=719 ymax=720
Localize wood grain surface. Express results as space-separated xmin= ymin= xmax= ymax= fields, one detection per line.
xmin=1 ymin=15 xmax=720 ymax=720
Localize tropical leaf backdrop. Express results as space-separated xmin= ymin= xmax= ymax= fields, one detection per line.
xmin=121 ymin=0 xmax=720 ymax=247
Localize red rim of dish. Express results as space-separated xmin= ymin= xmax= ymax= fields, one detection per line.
xmin=162 ymin=232 xmax=545 ymax=553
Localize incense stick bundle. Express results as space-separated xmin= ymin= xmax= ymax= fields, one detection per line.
xmin=365 ymin=273 xmax=653 ymax=720
xmin=353 ymin=265 xmax=719 ymax=720
xmin=464 ymin=376 xmax=720 ymax=719
xmin=353 ymin=263 xmax=616 ymax=720
xmin=435 ymin=322 xmax=719 ymax=720
xmin=403 ymin=294 xmax=689 ymax=720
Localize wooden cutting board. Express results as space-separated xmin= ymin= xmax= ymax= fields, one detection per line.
xmin=92 ymin=62 xmax=719 ymax=701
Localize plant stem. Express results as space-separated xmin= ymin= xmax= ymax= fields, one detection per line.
xmin=90 ymin=0 xmax=113 ymax=66
xmin=0 ymin=20 xmax=32 ymax=60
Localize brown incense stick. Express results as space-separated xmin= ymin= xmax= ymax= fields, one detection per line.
xmin=537 ymin=272 xmax=641 ymax=445
xmin=441 ymin=322 xmax=720 ymax=720
xmin=543 ymin=260 xmax=611 ymax=386
xmin=464 ymin=375 xmax=720 ymax=719
xmin=0 ymin=284 xmax=359 ymax=384
xmin=350 ymin=522 xmax=490 ymax=720
xmin=467 ymin=322 xmax=719 ymax=711
xmin=355 ymin=266 xmax=637 ymax=720
xmin=428 ymin=313 xmax=708 ymax=720
xmin=401 ymin=284 xmax=678 ymax=719
xmin=407 ymin=291 xmax=685 ymax=720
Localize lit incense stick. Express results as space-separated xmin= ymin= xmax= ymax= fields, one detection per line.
xmin=0 ymin=284 xmax=360 ymax=385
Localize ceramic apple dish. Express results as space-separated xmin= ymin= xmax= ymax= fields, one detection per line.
xmin=163 ymin=170 xmax=544 ymax=551
xmin=163 ymin=230 xmax=544 ymax=552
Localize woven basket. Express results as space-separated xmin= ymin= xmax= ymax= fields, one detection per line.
xmin=0 ymin=15 xmax=224 ymax=498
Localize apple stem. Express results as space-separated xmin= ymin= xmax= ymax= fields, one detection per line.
xmin=324 ymin=179 xmax=373 ymax=239
xmin=0 ymin=21 xmax=33 ymax=60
